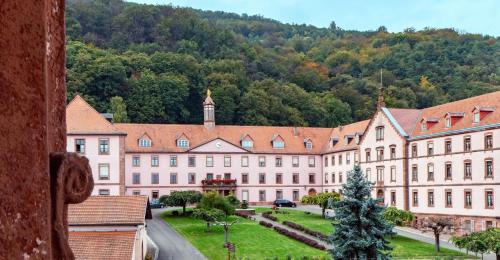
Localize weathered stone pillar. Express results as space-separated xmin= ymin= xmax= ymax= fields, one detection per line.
xmin=0 ymin=1 xmax=93 ymax=259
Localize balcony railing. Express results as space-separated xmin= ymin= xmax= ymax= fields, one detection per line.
xmin=201 ymin=179 xmax=236 ymax=190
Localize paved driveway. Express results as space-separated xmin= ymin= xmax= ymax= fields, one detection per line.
xmin=146 ymin=208 xmax=206 ymax=260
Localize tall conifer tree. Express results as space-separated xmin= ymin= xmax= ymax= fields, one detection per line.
xmin=330 ymin=165 xmax=395 ymax=259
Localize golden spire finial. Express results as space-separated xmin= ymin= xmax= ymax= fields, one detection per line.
xmin=207 ymin=88 xmax=211 ymax=98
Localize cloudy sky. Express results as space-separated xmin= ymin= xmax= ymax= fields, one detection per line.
xmin=128 ymin=0 xmax=499 ymax=36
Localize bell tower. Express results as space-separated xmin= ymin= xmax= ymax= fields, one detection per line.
xmin=203 ymin=89 xmax=215 ymax=128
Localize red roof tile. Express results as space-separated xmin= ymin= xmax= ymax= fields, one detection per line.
xmin=69 ymin=231 xmax=136 ymax=260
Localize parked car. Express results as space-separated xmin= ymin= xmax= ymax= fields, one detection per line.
xmin=273 ymin=199 xmax=296 ymax=207
xmin=150 ymin=200 xmax=165 ymax=209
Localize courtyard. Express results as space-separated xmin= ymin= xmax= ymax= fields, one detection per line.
xmin=161 ymin=207 xmax=471 ymax=259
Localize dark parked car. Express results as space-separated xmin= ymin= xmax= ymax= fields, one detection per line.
xmin=273 ymin=199 xmax=296 ymax=207
xmin=150 ymin=200 xmax=165 ymax=209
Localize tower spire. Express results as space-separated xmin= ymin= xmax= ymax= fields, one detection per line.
xmin=377 ymin=69 xmax=385 ymax=109
xmin=203 ymin=88 xmax=215 ymax=128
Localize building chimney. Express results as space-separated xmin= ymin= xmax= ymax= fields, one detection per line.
xmin=293 ymin=127 xmax=299 ymax=137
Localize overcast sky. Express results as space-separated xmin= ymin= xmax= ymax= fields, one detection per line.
xmin=127 ymin=0 xmax=500 ymax=36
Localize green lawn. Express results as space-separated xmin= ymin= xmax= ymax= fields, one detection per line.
xmin=255 ymin=207 xmax=471 ymax=259
xmin=162 ymin=210 xmax=329 ymax=259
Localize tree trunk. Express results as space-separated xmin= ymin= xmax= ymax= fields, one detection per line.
xmin=322 ymin=207 xmax=325 ymax=218
xmin=434 ymin=231 xmax=440 ymax=252
xmin=182 ymin=204 xmax=186 ymax=215
xmin=224 ymin=225 xmax=229 ymax=244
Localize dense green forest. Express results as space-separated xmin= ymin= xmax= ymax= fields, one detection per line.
xmin=65 ymin=0 xmax=500 ymax=127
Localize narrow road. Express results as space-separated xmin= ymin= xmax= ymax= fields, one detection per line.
xmin=146 ymin=208 xmax=207 ymax=260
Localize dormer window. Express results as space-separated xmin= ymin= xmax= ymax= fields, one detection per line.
xmin=273 ymin=141 xmax=285 ymax=149
xmin=421 ymin=123 xmax=426 ymax=131
xmin=473 ymin=112 xmax=480 ymax=123
xmin=345 ymin=135 xmax=354 ymax=144
xmin=139 ymin=138 xmax=151 ymax=147
xmin=421 ymin=118 xmax=439 ymax=132
xmin=445 ymin=112 xmax=464 ymax=128
xmin=177 ymin=139 xmax=189 ymax=148
xmin=241 ymin=134 xmax=254 ymax=148
xmin=330 ymin=137 xmax=339 ymax=147
xmin=445 ymin=117 xmax=451 ymax=128
xmin=242 ymin=140 xmax=253 ymax=148
xmin=305 ymin=141 xmax=313 ymax=150
xmin=271 ymin=135 xmax=285 ymax=149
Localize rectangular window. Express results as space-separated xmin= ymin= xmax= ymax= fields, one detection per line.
xmin=275 ymin=156 xmax=283 ymax=167
xmin=427 ymin=163 xmax=434 ymax=181
xmin=376 ymin=126 xmax=384 ymax=141
xmin=464 ymin=137 xmax=471 ymax=152
xmin=98 ymin=189 xmax=110 ymax=196
xmin=377 ymin=148 xmax=384 ymax=161
xmin=258 ymin=156 xmax=266 ymax=167
xmin=132 ymin=190 xmax=141 ymax=196
xmin=206 ymin=155 xmax=213 ymax=167
xmin=276 ymin=173 xmax=283 ymax=184
xmin=376 ymin=167 xmax=384 ymax=182
xmin=188 ymin=156 xmax=196 ymax=167
xmin=412 ymin=191 xmax=418 ymax=207
xmin=132 ymin=155 xmax=140 ymax=167
xmin=242 ymin=140 xmax=253 ymax=148
xmin=259 ymin=173 xmax=266 ymax=184
xmin=324 ymin=157 xmax=328 ymax=167
xmin=412 ymin=165 xmax=418 ymax=182
xmin=170 ymin=172 xmax=177 ymax=184
xmin=188 ymin=173 xmax=196 ymax=184
xmin=445 ymin=190 xmax=452 ymax=207
xmin=485 ymin=134 xmax=493 ymax=150
xmin=259 ymin=190 xmax=266 ymax=202
xmin=152 ymin=190 xmax=159 ymax=200
xmin=206 ymin=173 xmax=213 ymax=180
xmin=325 ymin=174 xmax=328 ymax=184
xmin=365 ymin=169 xmax=370 ymax=181
xmin=170 ymin=155 xmax=178 ymax=167
xmin=292 ymin=156 xmax=299 ymax=167
xmin=332 ymin=173 xmax=336 ymax=183
xmin=411 ymin=144 xmax=418 ymax=157
xmin=293 ymin=190 xmax=299 ymax=201
xmin=464 ymin=190 xmax=472 ymax=208
xmin=151 ymin=172 xmax=159 ymax=184
xmin=241 ymin=156 xmax=249 ymax=167
xmin=445 ymin=139 xmax=452 ymax=154
xmin=151 ymin=155 xmax=159 ymax=167
xmin=176 ymin=139 xmax=189 ymax=148
xmin=346 ymin=153 xmax=351 ymax=165
xmin=354 ymin=152 xmax=359 ymax=163
xmin=485 ymin=190 xmax=494 ymax=209
xmin=224 ymin=155 xmax=231 ymax=167
xmin=338 ymin=155 xmax=342 ymax=165
xmin=445 ymin=117 xmax=451 ymax=128
xmin=75 ymin=139 xmax=85 ymax=154
xmin=339 ymin=172 xmax=343 ymax=183
xmin=276 ymin=190 xmax=283 ymax=200
xmin=273 ymin=141 xmax=285 ymax=149
xmin=391 ymin=191 xmax=396 ymax=206
xmin=485 ymin=159 xmax=493 ymax=178
xmin=390 ymin=146 xmax=396 ymax=159
xmin=308 ymin=156 xmax=315 ymax=167
xmin=473 ymin=112 xmax=480 ymax=123
xmin=132 ymin=172 xmax=140 ymax=184
xmin=99 ymin=138 xmax=109 ymax=154
xmin=224 ymin=173 xmax=231 ymax=180
xmin=390 ymin=166 xmax=396 ymax=182
xmin=241 ymin=173 xmax=248 ymax=184
xmin=98 ymin=164 xmax=109 ymax=180
xmin=427 ymin=142 xmax=434 ymax=156
xmin=292 ymin=173 xmax=299 ymax=184
xmin=445 ymin=163 xmax=452 ymax=180
xmin=464 ymin=161 xmax=472 ymax=179
xmin=428 ymin=190 xmax=434 ymax=207
xmin=331 ymin=155 xmax=335 ymax=166
xmin=366 ymin=151 xmax=371 ymax=162
xmin=309 ymin=173 xmax=315 ymax=184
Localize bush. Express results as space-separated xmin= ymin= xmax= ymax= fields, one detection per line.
xmin=171 ymin=210 xmax=179 ymax=216
xmin=300 ymin=195 xmax=317 ymax=205
xmin=282 ymin=221 xmax=329 ymax=241
xmin=272 ymin=226 xmax=326 ymax=250
xmin=241 ymin=200 xmax=249 ymax=209
xmin=259 ymin=220 xmax=273 ymax=228
xmin=262 ymin=212 xmax=278 ymax=221
xmin=235 ymin=211 xmax=251 ymax=219
xmin=383 ymin=207 xmax=414 ymax=226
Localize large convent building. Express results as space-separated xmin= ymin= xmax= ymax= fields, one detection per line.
xmin=66 ymin=90 xmax=499 ymax=234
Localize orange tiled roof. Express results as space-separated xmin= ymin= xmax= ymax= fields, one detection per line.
xmin=386 ymin=108 xmax=421 ymax=136
xmin=69 ymin=231 xmax=135 ymax=260
xmin=68 ymin=196 xmax=148 ymax=226
xmin=115 ymin=123 xmax=341 ymax=154
xmin=66 ymin=95 xmax=125 ymax=135
xmin=410 ymin=91 xmax=500 ymax=137
xmin=323 ymin=120 xmax=370 ymax=153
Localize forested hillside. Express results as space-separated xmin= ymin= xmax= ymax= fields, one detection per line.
xmin=65 ymin=0 xmax=500 ymax=127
